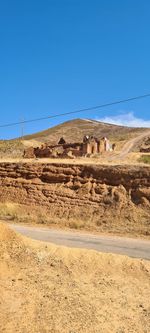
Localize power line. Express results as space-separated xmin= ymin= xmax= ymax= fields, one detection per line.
xmin=0 ymin=92 xmax=150 ymax=129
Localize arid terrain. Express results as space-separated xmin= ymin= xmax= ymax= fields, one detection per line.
xmin=0 ymin=119 xmax=150 ymax=333
xmin=0 ymin=163 xmax=149 ymax=238
xmin=21 ymin=118 xmax=149 ymax=145
xmin=0 ymin=222 xmax=150 ymax=333
xmin=0 ymin=118 xmax=150 ymax=159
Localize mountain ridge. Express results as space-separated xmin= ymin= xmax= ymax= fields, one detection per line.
xmin=22 ymin=118 xmax=147 ymax=145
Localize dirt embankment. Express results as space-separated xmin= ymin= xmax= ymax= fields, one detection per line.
xmin=0 ymin=222 xmax=150 ymax=333
xmin=0 ymin=163 xmax=150 ymax=237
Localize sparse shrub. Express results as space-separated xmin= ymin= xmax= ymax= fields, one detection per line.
xmin=37 ymin=213 xmax=56 ymax=225
xmin=69 ymin=220 xmax=84 ymax=229
xmin=96 ymin=220 xmax=107 ymax=226
xmin=139 ymin=155 xmax=150 ymax=164
xmin=96 ymin=220 xmax=102 ymax=226
xmin=0 ymin=203 xmax=18 ymax=220
xmin=0 ymin=140 xmax=24 ymax=158
xmin=0 ymin=203 xmax=35 ymax=224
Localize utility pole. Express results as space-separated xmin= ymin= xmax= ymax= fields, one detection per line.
xmin=20 ymin=117 xmax=25 ymax=142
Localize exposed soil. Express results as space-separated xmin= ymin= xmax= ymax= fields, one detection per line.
xmin=0 ymin=162 xmax=149 ymax=238
xmin=0 ymin=222 xmax=150 ymax=333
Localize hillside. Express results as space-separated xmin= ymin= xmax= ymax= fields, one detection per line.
xmin=0 ymin=118 xmax=149 ymax=159
xmin=0 ymin=222 xmax=150 ymax=333
xmin=23 ymin=118 xmax=147 ymax=145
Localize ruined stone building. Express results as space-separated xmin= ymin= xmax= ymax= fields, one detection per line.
xmin=24 ymin=135 xmax=112 ymax=159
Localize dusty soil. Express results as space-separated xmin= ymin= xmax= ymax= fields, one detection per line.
xmin=0 ymin=151 xmax=150 ymax=165
xmin=0 ymin=162 xmax=149 ymax=238
xmin=0 ymin=222 xmax=150 ymax=333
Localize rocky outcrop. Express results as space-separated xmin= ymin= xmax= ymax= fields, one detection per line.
xmin=0 ymin=163 xmax=149 ymax=235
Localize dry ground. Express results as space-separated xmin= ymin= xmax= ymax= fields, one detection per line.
xmin=0 ymin=200 xmax=150 ymax=240
xmin=0 ymin=222 xmax=150 ymax=333
xmin=0 ymin=118 xmax=149 ymax=161
xmin=0 ymin=151 xmax=150 ymax=165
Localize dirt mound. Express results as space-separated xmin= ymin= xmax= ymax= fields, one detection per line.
xmin=0 ymin=222 xmax=23 ymax=253
xmin=0 ymin=222 xmax=150 ymax=333
xmin=0 ymin=222 xmax=34 ymax=267
xmin=0 ymin=222 xmax=21 ymax=242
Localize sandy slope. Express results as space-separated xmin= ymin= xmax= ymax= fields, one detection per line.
xmin=0 ymin=222 xmax=150 ymax=333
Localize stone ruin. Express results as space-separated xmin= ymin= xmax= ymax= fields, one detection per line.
xmin=24 ymin=135 xmax=114 ymax=159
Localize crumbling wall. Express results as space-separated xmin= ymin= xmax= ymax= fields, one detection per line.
xmin=23 ymin=147 xmax=35 ymax=158
xmin=23 ymin=136 xmax=112 ymax=158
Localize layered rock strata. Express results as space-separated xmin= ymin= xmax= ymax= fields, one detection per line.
xmin=0 ymin=163 xmax=149 ymax=235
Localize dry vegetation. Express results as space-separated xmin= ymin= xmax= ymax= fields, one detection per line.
xmin=0 ymin=139 xmax=24 ymax=158
xmin=0 ymin=202 xmax=57 ymax=226
xmin=1 ymin=152 xmax=150 ymax=166
xmin=0 ymin=201 xmax=149 ymax=239
xmin=0 ymin=222 xmax=150 ymax=333
xmin=139 ymin=155 xmax=150 ymax=164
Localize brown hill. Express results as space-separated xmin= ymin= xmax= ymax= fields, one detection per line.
xmin=23 ymin=118 xmax=147 ymax=145
xmin=0 ymin=118 xmax=149 ymax=159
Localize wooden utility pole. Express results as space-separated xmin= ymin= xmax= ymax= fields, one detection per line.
xmin=20 ymin=117 xmax=25 ymax=142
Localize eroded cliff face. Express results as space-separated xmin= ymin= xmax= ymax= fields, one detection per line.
xmin=0 ymin=163 xmax=149 ymax=236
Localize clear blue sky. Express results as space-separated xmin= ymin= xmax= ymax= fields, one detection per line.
xmin=0 ymin=0 xmax=150 ymax=139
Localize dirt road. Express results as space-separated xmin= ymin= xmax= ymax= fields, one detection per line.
xmin=109 ymin=130 xmax=150 ymax=161
xmin=9 ymin=223 xmax=150 ymax=260
xmin=119 ymin=130 xmax=150 ymax=156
